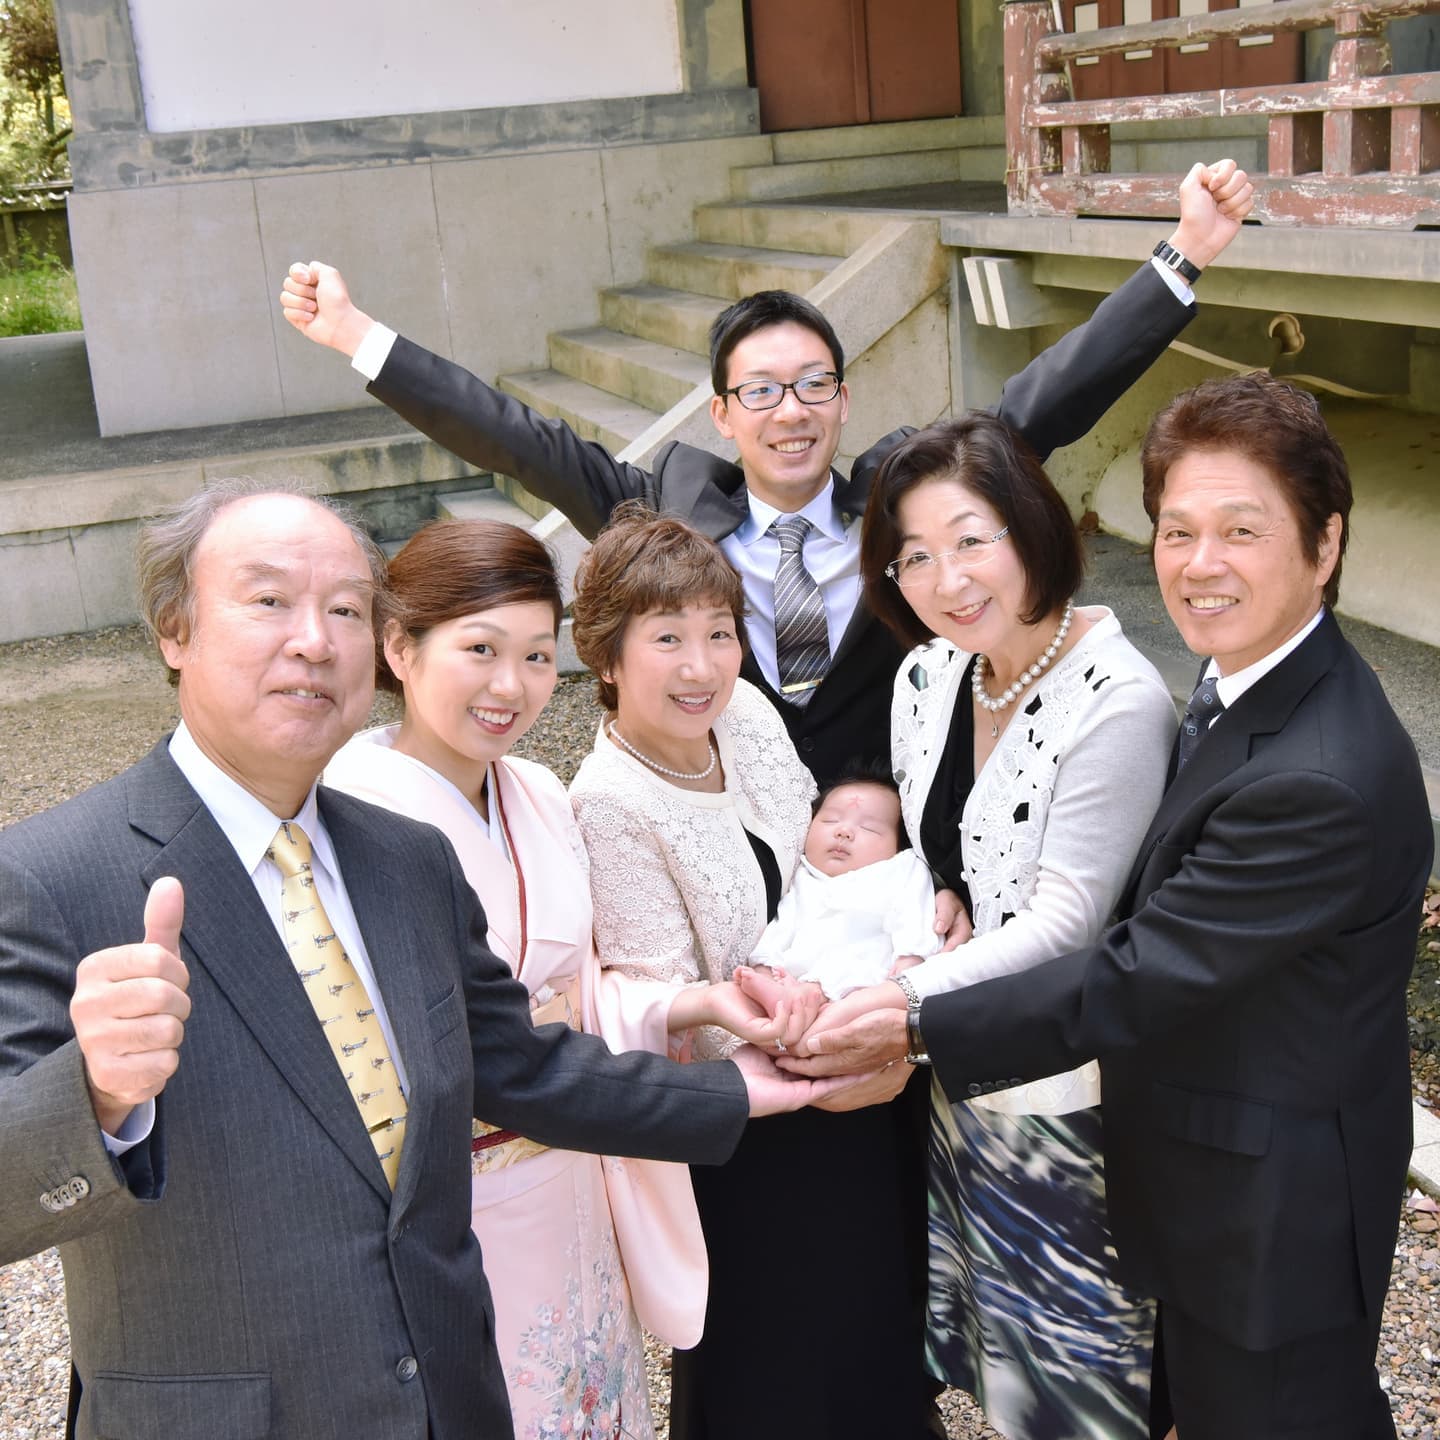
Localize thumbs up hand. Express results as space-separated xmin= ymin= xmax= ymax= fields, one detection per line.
xmin=70 ymin=878 xmax=192 ymax=1136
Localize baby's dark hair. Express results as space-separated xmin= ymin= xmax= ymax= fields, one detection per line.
xmin=812 ymin=760 xmax=898 ymax=817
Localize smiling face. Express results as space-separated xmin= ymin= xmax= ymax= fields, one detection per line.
xmin=609 ymin=602 xmax=744 ymax=757
xmin=804 ymin=782 xmax=902 ymax=877
xmin=1153 ymin=448 xmax=1340 ymax=676
xmin=709 ymin=321 xmax=849 ymax=512
xmin=384 ymin=602 xmax=559 ymax=799
xmin=891 ymin=477 xmax=1028 ymax=656
xmin=158 ymin=494 xmax=378 ymax=816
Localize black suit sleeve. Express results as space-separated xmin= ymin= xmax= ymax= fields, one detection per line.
xmin=847 ymin=260 xmax=1195 ymax=495
xmin=992 ymin=259 xmax=1192 ymax=462
xmin=441 ymin=837 xmax=750 ymax=1165
xmin=922 ymin=769 xmax=1377 ymax=1099
xmin=368 ymin=336 xmax=660 ymax=540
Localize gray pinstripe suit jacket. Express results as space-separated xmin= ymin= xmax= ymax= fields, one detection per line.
xmin=0 ymin=742 xmax=748 ymax=1439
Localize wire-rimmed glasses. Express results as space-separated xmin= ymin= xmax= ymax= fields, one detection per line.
xmin=884 ymin=528 xmax=1011 ymax=586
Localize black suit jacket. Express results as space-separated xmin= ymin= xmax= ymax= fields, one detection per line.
xmin=921 ymin=612 xmax=1432 ymax=1349
xmin=369 ymin=263 xmax=1195 ymax=784
xmin=0 ymin=744 xmax=749 ymax=1439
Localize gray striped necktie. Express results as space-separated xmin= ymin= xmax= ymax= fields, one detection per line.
xmin=769 ymin=514 xmax=830 ymax=708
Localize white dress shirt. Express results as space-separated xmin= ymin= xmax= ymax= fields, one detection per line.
xmin=1201 ymin=606 xmax=1326 ymax=723
xmin=104 ymin=726 xmax=412 ymax=1154
xmin=720 ymin=481 xmax=862 ymax=689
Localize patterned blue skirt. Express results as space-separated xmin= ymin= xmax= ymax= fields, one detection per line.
xmin=926 ymin=1087 xmax=1154 ymax=1440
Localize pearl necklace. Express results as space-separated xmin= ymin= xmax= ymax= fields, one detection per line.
xmin=607 ymin=722 xmax=717 ymax=781
xmin=972 ymin=600 xmax=1074 ymax=738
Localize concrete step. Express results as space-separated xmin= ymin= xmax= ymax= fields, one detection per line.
xmin=598 ymin=283 xmax=725 ymax=356
xmin=548 ymin=327 xmax=710 ymax=414
xmin=769 ymin=115 xmax=1004 ymax=164
xmin=435 ymin=487 xmax=536 ymax=528
xmin=694 ymin=202 xmax=895 ymax=258
xmin=730 ymin=145 xmax=1005 ymax=201
xmin=646 ymin=241 xmax=841 ymax=301
xmin=496 ymin=368 xmax=659 ymax=455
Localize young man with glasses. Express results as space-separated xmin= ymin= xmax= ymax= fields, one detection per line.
xmin=281 ymin=161 xmax=1249 ymax=788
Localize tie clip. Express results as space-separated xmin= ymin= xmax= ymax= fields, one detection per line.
xmin=780 ymin=678 xmax=822 ymax=695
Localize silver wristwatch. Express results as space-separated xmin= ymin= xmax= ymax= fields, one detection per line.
xmin=893 ymin=973 xmax=931 ymax=1066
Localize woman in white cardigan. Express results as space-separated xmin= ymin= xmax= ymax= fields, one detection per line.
xmin=840 ymin=415 xmax=1178 ymax=1440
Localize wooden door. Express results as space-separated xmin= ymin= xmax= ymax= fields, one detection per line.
xmin=749 ymin=0 xmax=962 ymax=133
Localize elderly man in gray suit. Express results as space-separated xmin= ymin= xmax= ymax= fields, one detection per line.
xmin=0 ymin=484 xmax=835 ymax=1440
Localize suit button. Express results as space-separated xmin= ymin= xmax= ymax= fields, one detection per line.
xmin=1010 ymin=1077 xmax=1025 ymax=1087
xmin=396 ymin=1356 xmax=419 ymax=1383
xmin=967 ymin=1083 xmax=982 ymax=1097
xmin=799 ymin=738 xmax=815 ymax=754
xmin=39 ymin=1175 xmax=90 ymax=1212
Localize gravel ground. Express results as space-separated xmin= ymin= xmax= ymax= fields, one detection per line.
xmin=0 ymin=625 xmax=1434 ymax=1439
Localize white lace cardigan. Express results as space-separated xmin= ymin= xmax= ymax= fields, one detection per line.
xmin=569 ymin=678 xmax=817 ymax=1060
xmin=892 ymin=607 xmax=1176 ymax=1114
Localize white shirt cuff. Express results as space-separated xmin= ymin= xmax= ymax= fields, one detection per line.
xmin=102 ymin=1098 xmax=156 ymax=1157
xmin=351 ymin=322 xmax=399 ymax=381
xmin=1149 ymin=254 xmax=1195 ymax=307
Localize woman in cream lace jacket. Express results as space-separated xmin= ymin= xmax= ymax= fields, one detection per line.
xmin=848 ymin=415 xmax=1177 ymax=1440
xmin=568 ymin=505 xmax=933 ymax=1440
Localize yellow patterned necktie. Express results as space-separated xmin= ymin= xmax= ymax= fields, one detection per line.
xmin=269 ymin=821 xmax=407 ymax=1188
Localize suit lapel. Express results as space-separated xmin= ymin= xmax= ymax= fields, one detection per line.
xmin=129 ymin=748 xmax=392 ymax=1203
xmin=1117 ymin=614 xmax=1345 ymax=911
xmin=658 ymin=447 xmax=749 ymax=540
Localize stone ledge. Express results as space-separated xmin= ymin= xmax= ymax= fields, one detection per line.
xmin=70 ymin=89 xmax=762 ymax=191
xmin=940 ymin=214 xmax=1440 ymax=286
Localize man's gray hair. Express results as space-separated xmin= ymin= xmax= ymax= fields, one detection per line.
xmin=136 ymin=478 xmax=390 ymax=684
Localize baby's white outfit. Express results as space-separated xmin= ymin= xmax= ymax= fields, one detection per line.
xmin=749 ymin=850 xmax=941 ymax=999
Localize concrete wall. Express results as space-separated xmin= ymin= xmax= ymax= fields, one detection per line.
xmin=52 ymin=0 xmax=759 ymax=436
xmin=128 ymin=0 xmax=684 ymax=131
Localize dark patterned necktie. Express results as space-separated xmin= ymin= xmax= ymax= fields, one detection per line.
xmin=1176 ymin=672 xmax=1225 ymax=771
xmin=769 ymin=515 xmax=830 ymax=708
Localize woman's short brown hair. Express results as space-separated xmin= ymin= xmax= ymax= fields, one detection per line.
xmin=860 ymin=414 xmax=1084 ymax=650
xmin=571 ymin=501 xmax=748 ymax=711
xmin=1141 ymin=373 xmax=1351 ymax=608
xmin=380 ymin=519 xmax=563 ymax=694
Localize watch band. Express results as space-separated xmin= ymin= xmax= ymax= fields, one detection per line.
xmin=1152 ymin=240 xmax=1201 ymax=284
xmin=894 ymin=974 xmax=931 ymax=1066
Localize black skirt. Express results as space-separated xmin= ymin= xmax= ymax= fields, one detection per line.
xmin=669 ymin=1077 xmax=937 ymax=1440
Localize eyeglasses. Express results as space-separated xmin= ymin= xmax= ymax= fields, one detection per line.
xmin=885 ymin=528 xmax=1010 ymax=586
xmin=718 ymin=371 xmax=842 ymax=411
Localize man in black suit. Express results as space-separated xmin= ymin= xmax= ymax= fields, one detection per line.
xmin=785 ymin=373 xmax=1433 ymax=1440
xmin=0 ymin=484 xmax=840 ymax=1440
xmin=280 ymin=163 xmax=1251 ymax=788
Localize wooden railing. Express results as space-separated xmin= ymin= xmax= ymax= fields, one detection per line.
xmin=1005 ymin=0 xmax=1440 ymax=227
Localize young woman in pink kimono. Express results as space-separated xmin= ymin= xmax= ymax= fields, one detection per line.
xmin=324 ymin=519 xmax=752 ymax=1440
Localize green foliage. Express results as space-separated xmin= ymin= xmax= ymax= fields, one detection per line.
xmin=0 ymin=237 xmax=79 ymax=335
xmin=0 ymin=0 xmax=69 ymax=193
